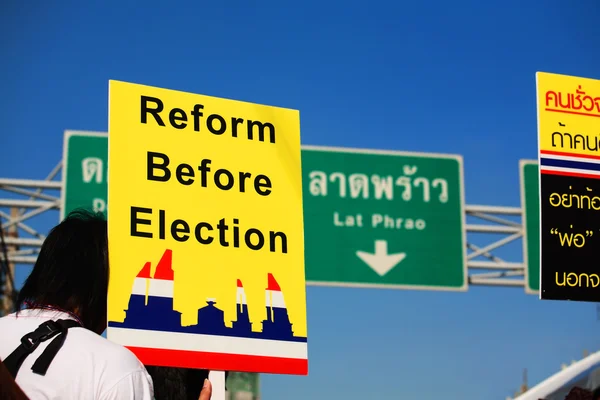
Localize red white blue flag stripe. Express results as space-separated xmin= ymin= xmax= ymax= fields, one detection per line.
xmin=108 ymin=250 xmax=308 ymax=375
xmin=540 ymin=150 xmax=600 ymax=179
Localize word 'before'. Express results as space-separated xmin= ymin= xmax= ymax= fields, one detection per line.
xmin=147 ymin=151 xmax=272 ymax=196
xmin=141 ymin=95 xmax=277 ymax=144
xmin=130 ymin=207 xmax=288 ymax=254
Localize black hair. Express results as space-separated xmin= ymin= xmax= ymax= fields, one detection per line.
xmin=565 ymin=386 xmax=593 ymax=400
xmin=144 ymin=366 xmax=209 ymax=400
xmin=592 ymin=385 xmax=600 ymax=400
xmin=17 ymin=209 xmax=108 ymax=333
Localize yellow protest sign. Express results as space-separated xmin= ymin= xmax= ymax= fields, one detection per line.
xmin=106 ymin=80 xmax=308 ymax=375
xmin=538 ymin=72 xmax=600 ymax=156
xmin=536 ymin=72 xmax=600 ymax=302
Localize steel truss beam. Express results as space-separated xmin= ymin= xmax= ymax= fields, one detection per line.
xmin=465 ymin=205 xmax=525 ymax=287
xmin=0 ymin=163 xmax=62 ymax=300
xmin=0 ymin=164 xmax=529 ymax=291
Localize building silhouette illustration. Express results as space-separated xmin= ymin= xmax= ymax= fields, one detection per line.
xmin=108 ymin=249 xmax=306 ymax=343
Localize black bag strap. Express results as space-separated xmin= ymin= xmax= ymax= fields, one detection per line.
xmin=2 ymin=319 xmax=81 ymax=379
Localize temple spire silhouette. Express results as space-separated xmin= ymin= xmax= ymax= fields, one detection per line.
xmin=109 ymin=250 xmax=305 ymax=343
xmin=262 ymin=273 xmax=294 ymax=339
xmin=118 ymin=249 xmax=182 ymax=330
xmin=232 ymin=279 xmax=252 ymax=333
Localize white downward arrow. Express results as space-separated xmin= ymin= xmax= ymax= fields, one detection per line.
xmin=356 ymin=240 xmax=406 ymax=277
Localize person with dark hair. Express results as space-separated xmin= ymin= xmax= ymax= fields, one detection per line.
xmin=0 ymin=210 xmax=154 ymax=399
xmin=564 ymin=386 xmax=594 ymax=400
xmin=144 ymin=366 xmax=211 ymax=400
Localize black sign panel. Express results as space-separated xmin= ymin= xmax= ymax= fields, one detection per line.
xmin=541 ymin=173 xmax=600 ymax=302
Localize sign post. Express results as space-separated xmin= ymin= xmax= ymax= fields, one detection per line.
xmin=105 ymin=80 xmax=309 ymax=393
xmin=536 ymin=71 xmax=600 ymax=301
xmin=61 ymin=130 xmax=108 ymax=220
xmin=520 ymin=160 xmax=540 ymax=294
xmin=302 ymin=146 xmax=467 ymax=291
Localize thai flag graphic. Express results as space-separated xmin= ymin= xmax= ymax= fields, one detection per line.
xmin=236 ymin=279 xmax=247 ymax=306
xmin=265 ymin=273 xmax=284 ymax=309
xmin=129 ymin=261 xmax=151 ymax=304
xmin=120 ymin=249 xmax=181 ymax=330
xmin=130 ymin=250 xmax=174 ymax=302
xmin=149 ymin=249 xmax=174 ymax=298
xmin=107 ymin=250 xmax=308 ymax=375
xmin=232 ymin=279 xmax=251 ymax=332
xmin=540 ymin=150 xmax=600 ymax=179
xmin=263 ymin=273 xmax=294 ymax=338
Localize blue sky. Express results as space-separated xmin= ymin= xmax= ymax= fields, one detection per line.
xmin=2 ymin=1 xmax=600 ymax=398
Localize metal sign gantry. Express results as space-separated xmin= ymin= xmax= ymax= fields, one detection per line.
xmin=0 ymin=161 xmax=528 ymax=312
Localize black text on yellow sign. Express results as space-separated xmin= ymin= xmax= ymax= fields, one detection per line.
xmin=536 ymin=71 xmax=600 ymax=303
xmin=107 ymin=80 xmax=308 ymax=374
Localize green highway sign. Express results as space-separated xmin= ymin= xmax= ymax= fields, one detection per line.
xmin=520 ymin=160 xmax=540 ymax=295
xmin=61 ymin=131 xmax=108 ymax=220
xmin=61 ymin=133 xmax=468 ymax=292
xmin=302 ymin=146 xmax=467 ymax=291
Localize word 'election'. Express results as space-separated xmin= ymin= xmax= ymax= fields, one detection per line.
xmin=131 ymin=208 xmax=288 ymax=254
xmin=141 ymin=95 xmax=277 ymax=144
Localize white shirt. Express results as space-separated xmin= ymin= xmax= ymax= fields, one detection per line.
xmin=0 ymin=309 xmax=154 ymax=400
